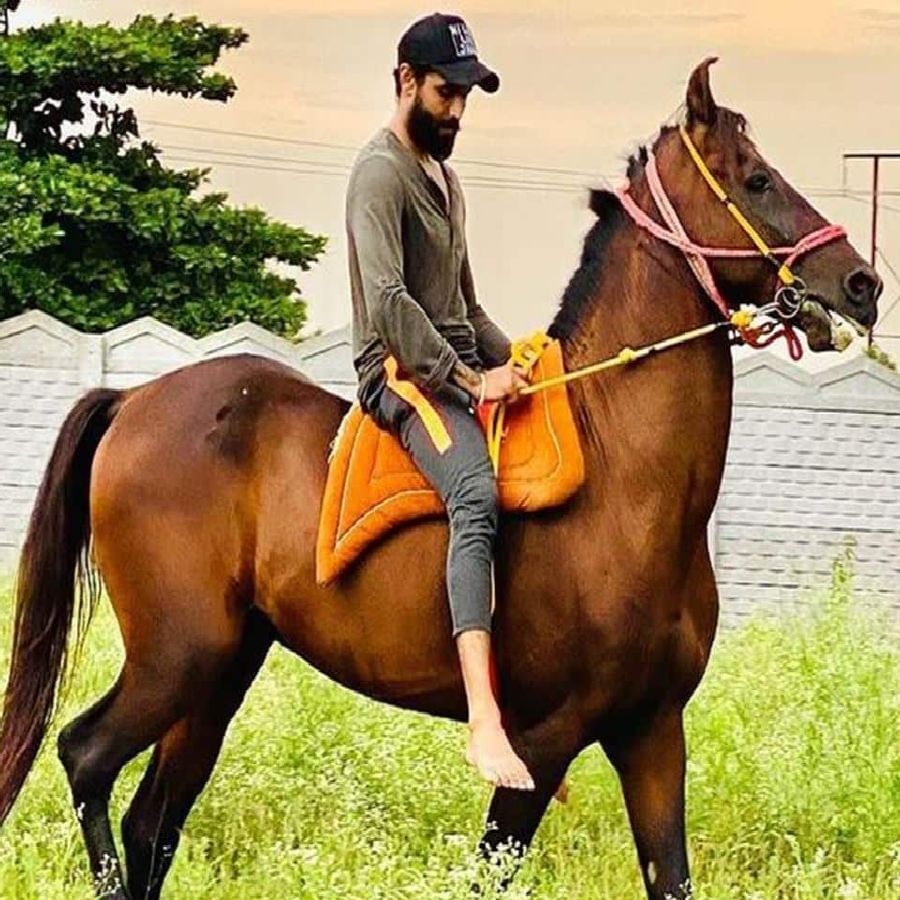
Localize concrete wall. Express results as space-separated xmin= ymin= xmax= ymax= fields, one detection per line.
xmin=0 ymin=311 xmax=897 ymax=622
xmin=720 ymin=355 xmax=900 ymax=622
xmin=0 ymin=311 xmax=355 ymax=569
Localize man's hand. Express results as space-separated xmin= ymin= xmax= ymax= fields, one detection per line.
xmin=451 ymin=359 xmax=529 ymax=405
xmin=481 ymin=363 xmax=529 ymax=404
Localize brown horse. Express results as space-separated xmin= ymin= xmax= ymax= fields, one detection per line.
xmin=0 ymin=61 xmax=881 ymax=899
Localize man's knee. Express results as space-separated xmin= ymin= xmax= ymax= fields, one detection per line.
xmin=447 ymin=468 xmax=498 ymax=525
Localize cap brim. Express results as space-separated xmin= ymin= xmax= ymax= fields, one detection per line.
xmin=432 ymin=58 xmax=500 ymax=93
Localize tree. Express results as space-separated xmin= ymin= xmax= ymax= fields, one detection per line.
xmin=0 ymin=0 xmax=326 ymax=337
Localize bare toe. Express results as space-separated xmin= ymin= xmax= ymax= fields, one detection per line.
xmin=467 ymin=720 xmax=535 ymax=792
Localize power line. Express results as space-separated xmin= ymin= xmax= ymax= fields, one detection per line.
xmin=146 ymin=119 xmax=358 ymax=153
xmin=163 ymin=154 xmax=585 ymax=193
xmin=876 ymin=247 xmax=900 ymax=287
xmin=165 ymin=153 xmax=900 ymax=204
xmin=809 ymin=189 xmax=900 ymax=198
xmin=148 ymin=122 xmax=900 ymax=207
xmin=873 ymin=248 xmax=900 ymax=328
xmin=152 ymin=127 xmax=900 ymax=205
xmin=164 ymin=144 xmax=350 ymax=172
xmin=876 ymin=295 xmax=900 ymax=328
xmin=144 ymin=118 xmax=606 ymax=180
xmin=161 ymin=141 xmax=900 ymax=196
xmin=162 ymin=143 xmax=590 ymax=189
xmin=868 ymin=201 xmax=900 ymax=215
xmin=164 ymin=155 xmax=348 ymax=179
xmin=159 ymin=140 xmax=592 ymax=191
xmin=833 ymin=192 xmax=900 ymax=216
xmin=161 ymin=148 xmax=900 ymax=202
xmin=157 ymin=140 xmax=900 ymax=195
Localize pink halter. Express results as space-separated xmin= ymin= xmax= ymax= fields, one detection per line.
xmin=616 ymin=145 xmax=846 ymax=359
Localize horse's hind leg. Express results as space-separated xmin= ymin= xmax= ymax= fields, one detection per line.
xmin=58 ymin=674 xmax=188 ymax=899
xmin=121 ymin=610 xmax=274 ymax=900
xmin=603 ymin=709 xmax=691 ymax=900
xmin=57 ymin=606 xmax=244 ymax=899
xmin=57 ymin=679 xmax=132 ymax=899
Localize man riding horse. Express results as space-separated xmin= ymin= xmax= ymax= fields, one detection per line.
xmin=0 ymin=32 xmax=880 ymax=898
xmin=347 ymin=12 xmax=533 ymax=792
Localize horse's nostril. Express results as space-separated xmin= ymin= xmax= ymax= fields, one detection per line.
xmin=844 ymin=267 xmax=882 ymax=306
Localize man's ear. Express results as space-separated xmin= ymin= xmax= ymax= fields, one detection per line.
xmin=397 ymin=62 xmax=417 ymax=99
xmin=686 ymin=57 xmax=719 ymax=126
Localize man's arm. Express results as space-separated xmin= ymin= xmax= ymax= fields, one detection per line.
xmin=348 ymin=155 xmax=461 ymax=392
xmin=460 ymin=238 xmax=512 ymax=370
xmin=450 ymin=356 xmax=483 ymax=398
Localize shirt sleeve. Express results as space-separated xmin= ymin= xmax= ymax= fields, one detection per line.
xmin=346 ymin=154 xmax=459 ymax=391
xmin=460 ymin=242 xmax=511 ymax=369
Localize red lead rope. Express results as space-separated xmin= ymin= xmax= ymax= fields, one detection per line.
xmin=740 ymin=321 xmax=804 ymax=361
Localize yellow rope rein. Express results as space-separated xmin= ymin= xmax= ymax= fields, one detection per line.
xmin=518 ymin=316 xmax=744 ymax=396
xmin=483 ymin=308 xmax=756 ymax=473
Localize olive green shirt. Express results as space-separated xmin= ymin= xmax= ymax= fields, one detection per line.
xmin=347 ymin=127 xmax=511 ymax=409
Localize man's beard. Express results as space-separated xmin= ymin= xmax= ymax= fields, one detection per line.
xmin=407 ymin=95 xmax=459 ymax=161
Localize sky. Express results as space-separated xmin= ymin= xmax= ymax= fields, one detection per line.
xmin=23 ymin=1 xmax=900 ymax=364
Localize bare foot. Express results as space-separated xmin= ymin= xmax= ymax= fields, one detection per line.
xmin=466 ymin=718 xmax=535 ymax=791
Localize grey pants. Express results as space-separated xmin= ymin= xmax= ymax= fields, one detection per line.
xmin=366 ymin=378 xmax=497 ymax=636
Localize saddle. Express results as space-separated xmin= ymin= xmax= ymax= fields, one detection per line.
xmin=315 ymin=338 xmax=584 ymax=584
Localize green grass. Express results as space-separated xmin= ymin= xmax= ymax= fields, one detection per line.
xmin=0 ymin=555 xmax=897 ymax=899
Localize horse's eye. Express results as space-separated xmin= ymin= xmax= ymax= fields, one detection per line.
xmin=745 ymin=172 xmax=772 ymax=194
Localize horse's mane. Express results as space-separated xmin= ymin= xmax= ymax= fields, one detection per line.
xmin=548 ymin=109 xmax=748 ymax=341
xmin=547 ymin=189 xmax=624 ymax=340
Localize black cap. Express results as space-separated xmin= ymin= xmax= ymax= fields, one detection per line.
xmin=397 ymin=13 xmax=500 ymax=94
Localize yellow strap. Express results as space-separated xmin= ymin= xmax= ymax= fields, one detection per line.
xmin=480 ymin=331 xmax=552 ymax=475
xmin=485 ymin=403 xmax=505 ymax=475
xmin=384 ymin=356 xmax=452 ymax=454
xmin=678 ymin=125 xmax=795 ymax=287
xmin=510 ymin=330 xmax=552 ymax=373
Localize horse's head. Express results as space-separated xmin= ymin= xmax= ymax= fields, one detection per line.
xmin=642 ymin=58 xmax=881 ymax=351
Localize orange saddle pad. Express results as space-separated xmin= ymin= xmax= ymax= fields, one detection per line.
xmin=315 ymin=339 xmax=584 ymax=584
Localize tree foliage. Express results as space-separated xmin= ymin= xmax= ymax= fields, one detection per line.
xmin=0 ymin=2 xmax=326 ymax=337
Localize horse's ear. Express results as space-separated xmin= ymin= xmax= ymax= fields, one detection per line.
xmin=686 ymin=57 xmax=719 ymax=126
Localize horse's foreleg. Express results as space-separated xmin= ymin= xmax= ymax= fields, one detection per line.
xmin=477 ymin=715 xmax=582 ymax=889
xmin=122 ymin=611 xmax=274 ymax=900
xmin=604 ymin=709 xmax=691 ymax=900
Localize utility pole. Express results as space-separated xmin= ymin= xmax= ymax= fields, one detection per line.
xmin=843 ymin=152 xmax=900 ymax=346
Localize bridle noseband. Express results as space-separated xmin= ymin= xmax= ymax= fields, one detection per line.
xmin=617 ymin=124 xmax=847 ymax=359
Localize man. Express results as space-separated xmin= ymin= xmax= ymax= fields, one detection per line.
xmin=346 ymin=12 xmax=533 ymax=792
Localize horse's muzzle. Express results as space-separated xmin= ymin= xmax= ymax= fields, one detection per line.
xmin=842 ymin=266 xmax=882 ymax=328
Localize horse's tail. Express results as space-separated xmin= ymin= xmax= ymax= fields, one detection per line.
xmin=0 ymin=388 xmax=121 ymax=826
